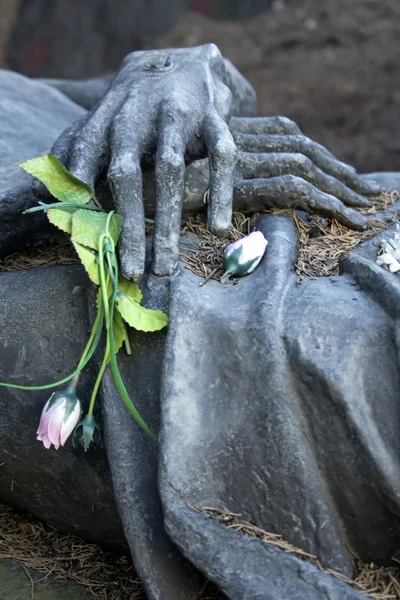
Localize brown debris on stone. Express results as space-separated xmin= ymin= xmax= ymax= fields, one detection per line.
xmin=195 ymin=507 xmax=400 ymax=600
xmin=181 ymin=189 xmax=398 ymax=283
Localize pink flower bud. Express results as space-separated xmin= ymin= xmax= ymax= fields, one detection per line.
xmin=36 ymin=386 xmax=81 ymax=450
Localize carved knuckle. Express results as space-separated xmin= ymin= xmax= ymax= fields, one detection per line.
xmin=279 ymin=116 xmax=299 ymax=132
xmin=158 ymin=149 xmax=184 ymax=172
xmin=301 ymin=136 xmax=316 ymax=155
xmin=108 ymin=155 xmax=139 ymax=183
xmin=286 ymin=175 xmax=309 ymax=198
xmin=218 ymin=83 xmax=233 ymax=106
xmin=294 ymin=154 xmax=313 ymax=176
xmin=213 ymin=138 xmax=237 ymax=165
xmin=203 ymin=43 xmax=223 ymax=62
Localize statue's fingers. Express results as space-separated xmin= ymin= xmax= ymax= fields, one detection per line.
xmin=237 ymin=152 xmax=372 ymax=208
xmin=67 ymin=87 xmax=126 ymax=188
xmin=108 ymin=116 xmax=145 ymax=281
xmin=151 ymin=113 xmax=186 ymax=277
xmin=233 ymin=132 xmax=381 ymax=196
xmin=230 ymin=116 xmax=302 ymax=135
xmin=203 ymin=107 xmax=237 ymax=235
xmin=234 ymin=175 xmax=368 ymax=231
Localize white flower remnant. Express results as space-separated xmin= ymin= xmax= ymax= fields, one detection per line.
xmin=377 ymin=224 xmax=400 ymax=274
xmin=221 ymin=231 xmax=268 ymax=283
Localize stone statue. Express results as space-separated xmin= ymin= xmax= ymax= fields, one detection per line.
xmin=0 ymin=44 xmax=399 ymax=600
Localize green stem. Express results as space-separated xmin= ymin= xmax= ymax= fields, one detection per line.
xmin=121 ymin=321 xmax=132 ymax=355
xmin=0 ymin=289 xmax=104 ymax=392
xmin=91 ymin=195 xmax=103 ymax=210
xmin=87 ymin=341 xmax=110 ymax=416
xmin=104 ymin=244 xmax=131 ymax=356
xmin=77 ymin=302 xmax=103 ymax=370
xmin=98 ymin=233 xmax=112 ymax=326
xmin=23 ymin=202 xmax=105 ymax=215
xmin=107 ymin=248 xmax=158 ymax=442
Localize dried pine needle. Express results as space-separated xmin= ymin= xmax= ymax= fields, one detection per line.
xmin=181 ymin=189 xmax=398 ymax=282
xmin=0 ymin=190 xmax=397 ymax=282
xmin=195 ymin=507 xmax=400 ymax=600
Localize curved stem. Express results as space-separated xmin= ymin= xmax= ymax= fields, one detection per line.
xmin=107 ymin=249 xmax=158 ymax=442
xmin=121 ymin=320 xmax=132 ymax=355
xmin=0 ymin=301 xmax=104 ymax=392
xmin=77 ymin=302 xmax=103 ymax=370
xmin=87 ymin=340 xmax=110 ymax=416
xmin=23 ymin=202 xmax=105 ymax=215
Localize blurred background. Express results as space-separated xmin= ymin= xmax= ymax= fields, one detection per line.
xmin=0 ymin=0 xmax=399 ymax=173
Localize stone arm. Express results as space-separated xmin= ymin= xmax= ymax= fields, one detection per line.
xmin=36 ymin=74 xmax=115 ymax=111
xmin=35 ymin=44 xmax=380 ymax=281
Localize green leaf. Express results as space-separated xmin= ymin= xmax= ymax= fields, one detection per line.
xmin=116 ymin=294 xmax=168 ymax=332
xmin=113 ymin=309 xmax=126 ymax=354
xmin=73 ymin=242 xmax=99 ymax=284
xmin=118 ymin=278 xmax=143 ymax=303
xmin=71 ymin=210 xmax=122 ymax=250
xmin=20 ymin=154 xmax=93 ymax=205
xmin=47 ymin=207 xmax=73 ymax=234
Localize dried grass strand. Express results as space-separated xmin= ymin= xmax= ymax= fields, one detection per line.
xmin=195 ymin=507 xmax=400 ymax=600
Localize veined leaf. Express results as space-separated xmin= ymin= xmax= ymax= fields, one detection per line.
xmin=118 ymin=278 xmax=143 ymax=303
xmin=71 ymin=210 xmax=122 ymax=250
xmin=20 ymin=154 xmax=93 ymax=205
xmin=47 ymin=207 xmax=73 ymax=234
xmin=73 ymin=242 xmax=99 ymax=284
xmin=116 ymin=294 xmax=168 ymax=332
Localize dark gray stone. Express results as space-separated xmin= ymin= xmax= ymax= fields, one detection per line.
xmin=0 ymin=70 xmax=84 ymax=256
xmin=154 ymin=209 xmax=400 ymax=598
xmin=0 ymin=265 xmax=126 ymax=552
xmin=1 ymin=209 xmax=400 ymax=599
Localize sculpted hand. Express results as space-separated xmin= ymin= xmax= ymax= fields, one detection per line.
xmin=42 ymin=44 xmax=236 ymax=280
xmin=230 ymin=117 xmax=380 ymax=230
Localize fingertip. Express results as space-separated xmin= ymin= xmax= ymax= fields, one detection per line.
xmin=359 ymin=179 xmax=381 ymax=195
xmin=351 ymin=212 xmax=369 ymax=231
xmin=208 ymin=205 xmax=232 ymax=237
xmin=120 ymin=264 xmax=144 ymax=283
xmin=353 ymin=194 xmax=373 ymax=208
xmin=119 ymin=246 xmax=145 ymax=283
xmin=208 ymin=219 xmax=231 ymax=237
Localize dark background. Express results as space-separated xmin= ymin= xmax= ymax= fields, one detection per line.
xmin=1 ymin=0 xmax=399 ymax=173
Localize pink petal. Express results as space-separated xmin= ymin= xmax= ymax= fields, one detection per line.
xmin=36 ymin=434 xmax=43 ymax=441
xmin=60 ymin=402 xmax=81 ymax=446
xmin=36 ymin=395 xmax=64 ymax=435
xmin=41 ymin=432 xmax=52 ymax=449
xmin=36 ymin=398 xmax=52 ymax=435
xmin=47 ymin=400 xmax=66 ymax=447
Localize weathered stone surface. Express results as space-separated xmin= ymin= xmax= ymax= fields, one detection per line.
xmin=0 ymin=70 xmax=84 ymax=256
xmin=157 ymin=209 xmax=400 ymax=598
xmin=0 ymin=265 xmax=126 ymax=552
xmin=1 ymin=208 xmax=400 ymax=599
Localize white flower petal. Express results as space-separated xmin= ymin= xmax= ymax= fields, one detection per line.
xmin=389 ymin=261 xmax=400 ymax=273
